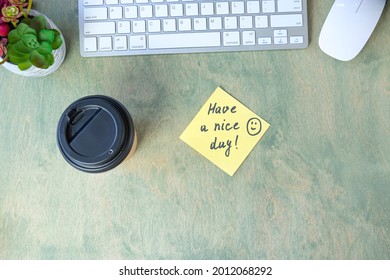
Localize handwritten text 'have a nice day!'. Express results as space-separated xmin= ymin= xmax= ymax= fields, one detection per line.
xmin=200 ymin=102 xmax=241 ymax=158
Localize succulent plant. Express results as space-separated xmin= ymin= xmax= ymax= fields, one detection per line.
xmin=5 ymin=15 xmax=62 ymax=70
xmin=1 ymin=5 xmax=23 ymax=27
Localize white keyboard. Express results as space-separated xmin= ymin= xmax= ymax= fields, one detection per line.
xmin=79 ymin=0 xmax=308 ymax=57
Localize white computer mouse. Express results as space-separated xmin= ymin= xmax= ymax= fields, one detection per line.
xmin=319 ymin=0 xmax=387 ymax=61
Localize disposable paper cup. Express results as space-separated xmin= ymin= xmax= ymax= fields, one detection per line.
xmin=57 ymin=95 xmax=137 ymax=173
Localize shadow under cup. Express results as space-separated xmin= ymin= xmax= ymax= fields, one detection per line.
xmin=57 ymin=95 xmax=137 ymax=173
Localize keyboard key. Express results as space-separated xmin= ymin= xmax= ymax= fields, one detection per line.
xmin=117 ymin=21 xmax=130 ymax=33
xmin=185 ymin=3 xmax=198 ymax=16
xmin=155 ymin=5 xmax=168 ymax=17
xmin=258 ymin=37 xmax=271 ymax=45
xmin=224 ymin=17 xmax=238 ymax=29
xmin=149 ymin=32 xmax=221 ymax=49
xmin=243 ymin=31 xmax=255 ymax=45
xmin=170 ymin=4 xmax=184 ymax=16
xmin=201 ymin=3 xmax=214 ymax=15
xmin=99 ymin=36 xmax=112 ymax=51
xmin=140 ymin=5 xmax=153 ymax=18
xmin=255 ymin=15 xmax=268 ymax=28
xmin=84 ymin=22 xmax=115 ymax=35
xmin=148 ymin=20 xmax=161 ymax=32
xmin=194 ymin=18 xmax=207 ymax=30
xmin=209 ymin=17 xmax=222 ymax=30
xmin=271 ymin=14 xmax=303 ymax=27
xmin=178 ymin=18 xmax=192 ymax=31
xmin=125 ymin=6 xmax=138 ymax=18
xmin=278 ymin=0 xmax=302 ymax=12
xmin=84 ymin=8 xmax=107 ymax=21
xmin=247 ymin=1 xmax=260 ymax=13
xmin=84 ymin=37 xmax=97 ymax=51
xmin=132 ymin=20 xmax=146 ymax=32
xmin=130 ymin=35 xmax=146 ymax=49
xmin=274 ymin=37 xmax=287 ymax=44
xmin=290 ymin=36 xmax=304 ymax=44
xmin=106 ymin=0 xmax=119 ymax=4
xmin=216 ymin=2 xmax=229 ymax=15
xmin=274 ymin=29 xmax=287 ymax=37
xmin=240 ymin=16 xmax=253 ymax=28
xmin=163 ymin=19 xmax=176 ymax=31
xmin=83 ymin=0 xmax=103 ymax=5
xmin=262 ymin=1 xmax=275 ymax=13
xmin=223 ymin=31 xmax=240 ymax=46
xmin=114 ymin=36 xmax=127 ymax=50
xmin=232 ymin=2 xmax=245 ymax=14
xmin=109 ymin=7 xmax=123 ymax=19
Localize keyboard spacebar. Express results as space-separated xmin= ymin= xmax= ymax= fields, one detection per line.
xmin=149 ymin=33 xmax=221 ymax=49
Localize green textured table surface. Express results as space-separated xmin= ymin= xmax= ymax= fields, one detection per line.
xmin=1 ymin=1 xmax=389 ymax=259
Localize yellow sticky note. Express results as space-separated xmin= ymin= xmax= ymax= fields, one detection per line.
xmin=180 ymin=87 xmax=270 ymax=176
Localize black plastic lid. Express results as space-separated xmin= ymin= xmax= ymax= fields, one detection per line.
xmin=57 ymin=95 xmax=135 ymax=173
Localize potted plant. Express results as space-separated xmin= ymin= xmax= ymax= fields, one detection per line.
xmin=0 ymin=0 xmax=66 ymax=77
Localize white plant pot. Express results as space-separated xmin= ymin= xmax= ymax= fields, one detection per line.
xmin=1 ymin=10 xmax=66 ymax=77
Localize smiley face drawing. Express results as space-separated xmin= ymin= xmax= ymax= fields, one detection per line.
xmin=246 ymin=117 xmax=262 ymax=136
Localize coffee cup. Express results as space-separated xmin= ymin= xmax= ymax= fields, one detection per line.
xmin=57 ymin=95 xmax=137 ymax=173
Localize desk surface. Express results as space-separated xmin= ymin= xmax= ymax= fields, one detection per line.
xmin=1 ymin=1 xmax=389 ymax=259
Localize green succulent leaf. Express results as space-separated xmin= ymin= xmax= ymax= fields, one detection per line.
xmin=8 ymin=46 xmax=28 ymax=59
xmin=18 ymin=60 xmax=33 ymax=71
xmin=51 ymin=33 xmax=63 ymax=50
xmin=22 ymin=34 xmax=40 ymax=50
xmin=16 ymin=24 xmax=28 ymax=36
xmin=36 ymin=41 xmax=52 ymax=55
xmin=30 ymin=50 xmax=46 ymax=68
xmin=16 ymin=23 xmax=36 ymax=37
xmin=9 ymin=53 xmax=30 ymax=64
xmin=30 ymin=16 xmax=47 ymax=34
xmin=9 ymin=41 xmax=31 ymax=55
xmin=7 ymin=29 xmax=21 ymax=44
xmin=42 ymin=53 xmax=54 ymax=69
xmin=39 ymin=29 xmax=55 ymax=44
